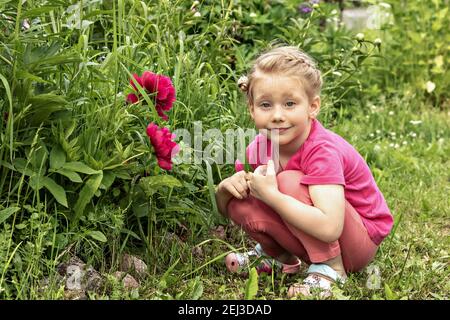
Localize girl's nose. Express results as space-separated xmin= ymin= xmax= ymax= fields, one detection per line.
xmin=272 ymin=105 xmax=285 ymax=121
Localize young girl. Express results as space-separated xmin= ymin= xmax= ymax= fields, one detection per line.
xmin=215 ymin=46 xmax=393 ymax=298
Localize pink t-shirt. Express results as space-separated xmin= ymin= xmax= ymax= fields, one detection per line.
xmin=235 ymin=119 xmax=393 ymax=245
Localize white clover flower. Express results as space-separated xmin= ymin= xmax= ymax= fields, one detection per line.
xmin=369 ymin=133 xmax=375 ymax=138
xmin=374 ymin=145 xmax=381 ymax=152
xmin=402 ymin=141 xmax=408 ymax=145
xmin=388 ymin=111 xmax=394 ymax=116
xmin=376 ymin=130 xmax=381 ymax=134
xmin=356 ymin=33 xmax=365 ymax=41
xmin=425 ymin=81 xmax=436 ymax=93
xmin=394 ymin=143 xmax=399 ymax=148
xmin=331 ymin=9 xmax=338 ymax=15
xmin=409 ymin=132 xmax=417 ymax=138
xmin=193 ymin=0 xmax=200 ymax=5
xmin=390 ymin=132 xmax=396 ymax=136
xmin=409 ymin=120 xmax=422 ymax=125
xmin=193 ymin=11 xmax=201 ymax=17
xmin=249 ymin=12 xmax=257 ymax=18
xmin=389 ymin=143 xmax=394 ymax=148
xmin=374 ymin=38 xmax=382 ymax=46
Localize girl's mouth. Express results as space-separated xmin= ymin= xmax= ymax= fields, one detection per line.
xmin=270 ymin=127 xmax=292 ymax=134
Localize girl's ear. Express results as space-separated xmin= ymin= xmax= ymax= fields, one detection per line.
xmin=309 ymin=96 xmax=321 ymax=119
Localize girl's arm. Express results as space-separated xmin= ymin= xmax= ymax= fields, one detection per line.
xmin=215 ymin=187 xmax=234 ymax=218
xmin=265 ymin=184 xmax=345 ymax=243
xmin=215 ymin=171 xmax=250 ymax=218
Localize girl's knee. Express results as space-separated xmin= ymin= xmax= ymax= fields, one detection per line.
xmin=227 ymin=198 xmax=272 ymax=233
xmin=276 ymin=170 xmax=310 ymax=201
xmin=227 ymin=197 xmax=255 ymax=227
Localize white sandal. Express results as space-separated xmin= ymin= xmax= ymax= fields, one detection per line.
xmin=287 ymin=264 xmax=347 ymax=299
xmin=225 ymin=243 xmax=301 ymax=275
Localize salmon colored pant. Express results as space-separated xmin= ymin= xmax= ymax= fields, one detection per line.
xmin=227 ymin=170 xmax=378 ymax=272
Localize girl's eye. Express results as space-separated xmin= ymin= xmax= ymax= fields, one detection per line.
xmin=286 ymin=101 xmax=296 ymax=107
xmin=260 ymin=103 xmax=271 ymax=108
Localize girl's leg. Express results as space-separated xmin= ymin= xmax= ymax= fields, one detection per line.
xmin=276 ymin=170 xmax=378 ymax=273
xmin=227 ymin=195 xmax=309 ymax=263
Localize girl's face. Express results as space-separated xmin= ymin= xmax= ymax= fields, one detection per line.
xmin=249 ymin=72 xmax=320 ymax=154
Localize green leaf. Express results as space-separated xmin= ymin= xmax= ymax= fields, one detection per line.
xmin=62 ymin=162 xmax=100 ymax=174
xmin=138 ymin=175 xmax=182 ymax=197
xmin=244 ymin=267 xmax=258 ymax=300
xmin=13 ymin=158 xmax=34 ymax=176
xmin=190 ymin=278 xmax=204 ymax=300
xmin=15 ymin=70 xmax=51 ymax=83
xmin=120 ymin=228 xmax=141 ymax=241
xmin=55 ymin=168 xmax=82 ymax=183
xmin=28 ymin=94 xmax=68 ymax=126
xmin=87 ymin=230 xmax=107 ymax=243
xmin=50 ymin=145 xmax=66 ymax=170
xmin=29 ymin=175 xmax=44 ymax=191
xmin=384 ymin=283 xmax=397 ymax=300
xmin=22 ymin=5 xmax=59 ymax=18
xmin=72 ymin=172 xmax=103 ymax=223
xmin=0 ymin=160 xmax=15 ymax=171
xmin=42 ymin=177 xmax=68 ymax=207
xmin=113 ymin=168 xmax=131 ymax=180
xmin=29 ymin=142 xmax=49 ymax=173
xmin=100 ymin=171 xmax=115 ymax=190
xmin=0 ymin=207 xmax=20 ymax=224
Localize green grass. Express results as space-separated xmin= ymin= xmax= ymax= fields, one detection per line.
xmin=9 ymin=101 xmax=447 ymax=301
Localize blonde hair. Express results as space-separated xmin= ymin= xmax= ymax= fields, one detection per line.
xmin=238 ymin=46 xmax=322 ymax=104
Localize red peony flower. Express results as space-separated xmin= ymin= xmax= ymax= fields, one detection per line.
xmin=146 ymin=123 xmax=180 ymax=170
xmin=127 ymin=71 xmax=176 ymax=121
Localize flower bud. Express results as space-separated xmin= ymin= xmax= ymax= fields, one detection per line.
xmin=374 ymin=38 xmax=382 ymax=46
xmin=356 ymin=33 xmax=365 ymax=41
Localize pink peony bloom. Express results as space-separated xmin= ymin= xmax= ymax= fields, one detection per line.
xmin=146 ymin=123 xmax=180 ymax=170
xmin=126 ymin=93 xmax=139 ymax=104
xmin=127 ymin=71 xmax=176 ymax=121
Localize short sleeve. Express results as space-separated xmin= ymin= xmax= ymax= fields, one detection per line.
xmin=235 ymin=159 xmax=244 ymax=172
xmin=299 ymin=142 xmax=346 ymax=186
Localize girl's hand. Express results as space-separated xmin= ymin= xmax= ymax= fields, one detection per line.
xmin=218 ymin=171 xmax=251 ymax=200
xmin=247 ymin=160 xmax=279 ymax=202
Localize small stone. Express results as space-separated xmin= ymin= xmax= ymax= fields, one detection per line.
xmin=119 ymin=254 xmax=148 ymax=277
xmin=85 ymin=266 xmax=103 ymax=292
xmin=64 ymin=289 xmax=87 ymax=300
xmin=210 ymin=225 xmax=226 ymax=240
xmin=113 ymin=271 xmax=140 ymax=290
xmin=192 ymin=246 xmax=204 ymax=258
xmin=66 ymin=265 xmax=85 ymax=291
